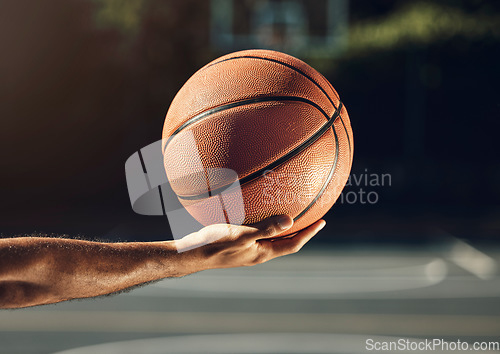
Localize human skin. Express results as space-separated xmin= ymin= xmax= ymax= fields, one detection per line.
xmin=0 ymin=215 xmax=325 ymax=309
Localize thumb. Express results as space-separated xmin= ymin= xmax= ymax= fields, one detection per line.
xmin=247 ymin=215 xmax=294 ymax=240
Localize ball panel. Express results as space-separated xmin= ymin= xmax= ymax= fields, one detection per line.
xmin=179 ymin=126 xmax=337 ymax=235
xmin=203 ymin=49 xmax=341 ymax=107
xmin=338 ymin=103 xmax=354 ymax=167
xmin=292 ymin=117 xmax=353 ymax=233
xmin=162 ymin=51 xmax=340 ymax=149
xmin=164 ymin=100 xmax=328 ymax=197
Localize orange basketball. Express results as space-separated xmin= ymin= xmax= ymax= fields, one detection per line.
xmin=162 ymin=49 xmax=353 ymax=235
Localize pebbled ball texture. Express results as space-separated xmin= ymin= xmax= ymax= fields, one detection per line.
xmin=162 ymin=49 xmax=353 ymax=236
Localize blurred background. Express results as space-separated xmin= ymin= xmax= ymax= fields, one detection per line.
xmin=1 ymin=1 xmax=500 ymax=353
xmin=1 ymin=0 xmax=499 ymax=243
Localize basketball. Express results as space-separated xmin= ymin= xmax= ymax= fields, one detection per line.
xmin=162 ymin=49 xmax=353 ymax=236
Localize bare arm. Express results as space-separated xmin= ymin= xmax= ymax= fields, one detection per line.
xmin=0 ymin=216 xmax=325 ymax=309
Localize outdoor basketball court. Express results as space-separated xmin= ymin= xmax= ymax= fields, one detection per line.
xmin=1 ymin=238 xmax=499 ymax=354
xmin=2 ymin=1 xmax=499 ymax=353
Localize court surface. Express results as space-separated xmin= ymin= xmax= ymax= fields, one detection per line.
xmin=1 ymin=239 xmax=499 ymax=354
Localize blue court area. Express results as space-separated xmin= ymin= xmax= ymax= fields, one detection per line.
xmin=2 ymin=241 xmax=499 ymax=354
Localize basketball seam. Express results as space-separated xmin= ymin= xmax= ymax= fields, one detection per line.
xmin=325 ymin=79 xmax=353 ymax=160
xmin=168 ymin=54 xmax=351 ymax=222
xmin=174 ymin=101 xmax=343 ymax=201
xmin=293 ymin=126 xmax=339 ymax=222
xmin=203 ymin=55 xmax=340 ymax=107
xmin=202 ymin=54 xmax=352 ymax=167
xmin=164 ymin=96 xmax=326 ymax=153
xmin=203 ymin=55 xmax=351 ymax=221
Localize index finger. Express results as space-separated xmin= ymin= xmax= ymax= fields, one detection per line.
xmin=259 ymin=219 xmax=326 ymax=257
xmin=242 ymin=215 xmax=294 ymax=241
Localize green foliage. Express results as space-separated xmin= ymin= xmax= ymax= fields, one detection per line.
xmin=348 ymin=2 xmax=500 ymax=53
xmin=92 ymin=0 xmax=147 ymax=35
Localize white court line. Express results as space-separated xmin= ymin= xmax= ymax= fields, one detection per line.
xmin=129 ymin=258 xmax=448 ymax=299
xmin=52 ymin=333 xmax=500 ymax=354
xmin=446 ymin=238 xmax=497 ymax=280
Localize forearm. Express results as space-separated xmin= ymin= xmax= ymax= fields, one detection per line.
xmin=0 ymin=237 xmax=189 ymax=308
xmin=0 ymin=216 xmax=323 ymax=308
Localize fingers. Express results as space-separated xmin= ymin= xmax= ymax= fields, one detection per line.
xmin=260 ymin=219 xmax=326 ymax=257
xmin=242 ymin=215 xmax=294 ymax=240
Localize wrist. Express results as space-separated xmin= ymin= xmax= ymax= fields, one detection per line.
xmin=156 ymin=240 xmax=206 ymax=277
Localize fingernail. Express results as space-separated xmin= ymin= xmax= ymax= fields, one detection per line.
xmin=318 ymin=221 xmax=326 ymax=231
xmin=277 ymin=216 xmax=293 ymax=230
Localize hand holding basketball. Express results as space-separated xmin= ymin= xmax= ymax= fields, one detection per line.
xmin=175 ymin=215 xmax=326 ymax=273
